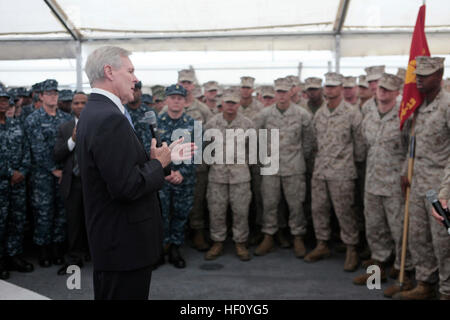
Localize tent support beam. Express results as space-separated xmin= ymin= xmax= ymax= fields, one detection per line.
xmin=76 ymin=41 xmax=82 ymax=91
xmin=335 ymin=35 xmax=341 ymax=73
xmin=44 ymin=0 xmax=83 ymax=41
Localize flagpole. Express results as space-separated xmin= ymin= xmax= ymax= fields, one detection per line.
xmin=399 ymin=115 xmax=416 ymax=287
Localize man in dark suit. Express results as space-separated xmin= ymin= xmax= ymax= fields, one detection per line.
xmin=54 ymin=91 xmax=90 ymax=276
xmin=77 ymin=46 xmax=195 ymax=300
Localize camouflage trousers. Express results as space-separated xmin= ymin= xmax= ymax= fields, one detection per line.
xmin=364 ymin=192 xmax=413 ymax=270
xmin=311 ymin=179 xmax=359 ymax=245
xmin=0 ymin=179 xmax=27 ymax=258
xmin=189 ymin=169 xmax=208 ymax=230
xmin=249 ymin=164 xmax=263 ymax=226
xmin=261 ymin=175 xmax=307 ymax=236
xmin=207 ymin=182 xmax=251 ymax=243
xmin=408 ymin=192 xmax=450 ymax=295
xmin=354 ymin=161 xmax=366 ymax=232
xmin=31 ymin=170 xmax=66 ymax=246
xmin=159 ymin=183 xmax=194 ymax=246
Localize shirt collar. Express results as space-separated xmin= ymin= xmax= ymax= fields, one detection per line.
xmin=91 ymin=88 xmax=125 ymax=114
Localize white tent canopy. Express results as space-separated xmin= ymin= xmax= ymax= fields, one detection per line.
xmin=1 ymin=0 xmax=449 ymax=59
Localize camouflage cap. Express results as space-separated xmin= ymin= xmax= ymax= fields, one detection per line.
xmin=9 ymin=97 xmax=15 ymax=106
xmin=203 ymin=80 xmax=219 ymax=92
xmin=222 ymin=88 xmax=240 ymax=103
xmin=0 ymin=87 xmax=10 ymax=99
xmin=378 ymin=73 xmax=403 ymax=91
xmin=260 ymin=85 xmax=275 ymax=98
xmin=396 ymin=67 xmax=406 ymax=80
xmin=141 ymin=93 xmax=153 ymax=104
xmin=32 ymin=82 xmax=43 ymax=93
xmin=285 ymin=75 xmax=301 ymax=87
xmin=343 ymin=76 xmax=357 ymax=88
xmin=7 ymin=88 xmax=18 ymax=100
xmin=324 ymin=72 xmax=344 ymax=86
xmin=358 ymin=75 xmax=369 ymax=88
xmin=365 ymin=65 xmax=385 ymax=82
xmin=17 ymin=87 xmax=29 ymax=97
xmin=240 ymin=76 xmax=255 ymax=88
xmin=151 ymin=85 xmax=165 ymax=101
xmin=165 ymin=84 xmax=187 ymax=97
xmin=305 ymin=77 xmax=323 ymax=90
xmin=274 ymin=77 xmax=291 ymax=91
xmin=59 ymin=89 xmax=73 ymax=102
xmin=178 ymin=69 xmax=196 ymax=82
xmin=42 ymin=79 xmax=58 ymax=92
xmin=414 ymin=56 xmax=445 ymax=76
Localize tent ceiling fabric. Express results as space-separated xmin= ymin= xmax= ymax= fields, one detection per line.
xmin=0 ymin=0 xmax=449 ymax=60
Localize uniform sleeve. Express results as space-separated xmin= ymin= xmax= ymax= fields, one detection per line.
xmin=351 ymin=109 xmax=366 ymax=162
xmin=17 ymin=125 xmax=31 ymax=176
xmin=25 ymin=116 xmax=57 ymax=173
xmin=301 ymin=111 xmax=315 ymax=160
xmin=438 ymin=104 xmax=450 ymax=200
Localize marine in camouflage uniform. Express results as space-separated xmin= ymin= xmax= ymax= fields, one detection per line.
xmin=394 ymin=57 xmax=450 ymax=300
xmin=24 ymin=79 xmax=72 ymax=266
xmin=254 ymin=78 xmax=315 ymax=258
xmin=21 ymin=82 xmax=43 ymax=120
xmin=0 ymin=90 xmax=34 ymax=278
xmin=125 ymin=81 xmax=155 ymax=152
xmin=238 ymin=76 xmax=266 ymax=243
xmin=353 ymin=73 xmax=413 ymax=292
xmin=304 ymin=72 xmax=366 ymax=271
xmin=204 ymin=89 xmax=254 ymax=261
xmin=176 ymin=69 xmax=213 ymax=251
xmin=157 ymin=84 xmax=196 ymax=268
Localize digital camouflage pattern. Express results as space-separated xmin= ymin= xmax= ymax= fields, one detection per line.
xmin=25 ymin=107 xmax=72 ymax=245
xmin=0 ymin=118 xmax=30 ymax=258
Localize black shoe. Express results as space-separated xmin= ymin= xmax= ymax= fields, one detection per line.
xmin=0 ymin=259 xmax=10 ymax=280
xmin=52 ymin=243 xmax=65 ymax=266
xmin=57 ymin=261 xmax=83 ymax=276
xmin=6 ymin=256 xmax=34 ymax=273
xmin=168 ymin=244 xmax=186 ymax=269
xmin=38 ymin=245 xmax=52 ymax=268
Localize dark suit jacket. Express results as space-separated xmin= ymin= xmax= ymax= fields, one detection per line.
xmin=76 ymin=93 xmax=164 ymax=271
xmin=54 ymin=119 xmax=76 ymax=200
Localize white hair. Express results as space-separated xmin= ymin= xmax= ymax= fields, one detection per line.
xmin=84 ymin=46 xmax=131 ymax=87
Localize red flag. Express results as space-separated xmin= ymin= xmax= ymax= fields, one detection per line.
xmin=399 ymin=5 xmax=430 ymax=129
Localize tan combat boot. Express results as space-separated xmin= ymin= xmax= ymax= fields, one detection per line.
xmin=383 ymin=272 xmax=414 ymax=298
xmin=193 ymin=229 xmax=210 ymax=252
xmin=293 ymin=236 xmax=306 ymax=258
xmin=344 ymin=245 xmax=359 ymax=272
xmin=254 ymin=234 xmax=274 ymax=256
xmin=353 ymin=261 xmax=387 ymax=285
xmin=204 ymin=242 xmax=224 ymax=261
xmin=304 ymin=240 xmax=331 ymax=262
xmin=392 ymin=281 xmax=436 ymax=300
xmin=235 ymin=242 xmax=251 ymax=261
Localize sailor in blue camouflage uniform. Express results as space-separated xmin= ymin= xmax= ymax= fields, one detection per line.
xmin=22 ymin=82 xmax=43 ymax=120
xmin=0 ymin=88 xmax=34 ymax=280
xmin=125 ymin=81 xmax=156 ymax=152
xmin=24 ymin=79 xmax=72 ymax=268
xmin=157 ymin=84 xmax=196 ymax=269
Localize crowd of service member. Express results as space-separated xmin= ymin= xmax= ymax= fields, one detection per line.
xmin=0 ymin=55 xmax=449 ymax=300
